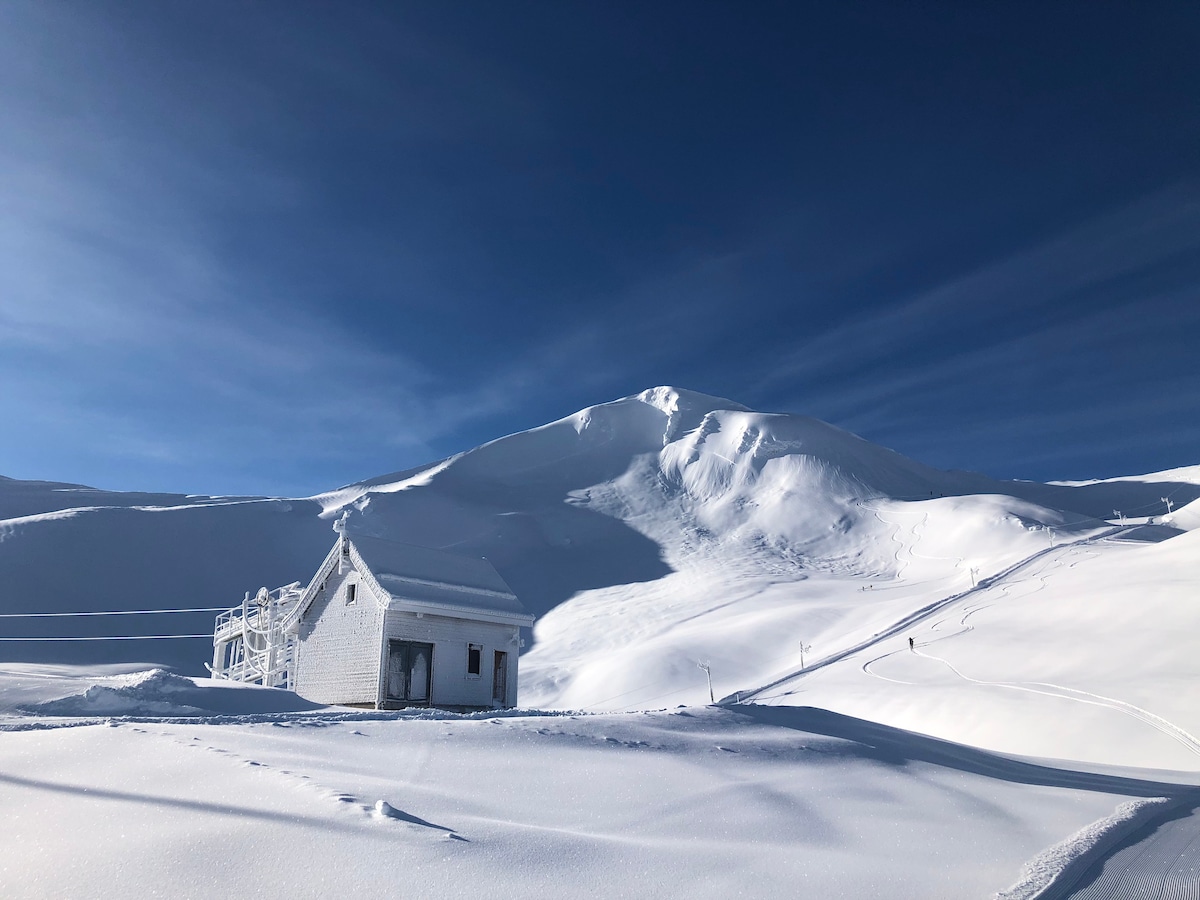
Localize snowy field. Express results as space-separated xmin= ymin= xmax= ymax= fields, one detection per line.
xmin=2 ymin=387 xmax=1199 ymax=897
xmin=2 ymin=668 xmax=1197 ymax=899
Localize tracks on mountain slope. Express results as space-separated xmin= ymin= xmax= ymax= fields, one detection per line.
xmin=909 ymin=649 xmax=1200 ymax=761
xmin=721 ymin=525 xmax=1129 ymax=705
xmin=857 ymin=538 xmax=1200 ymax=761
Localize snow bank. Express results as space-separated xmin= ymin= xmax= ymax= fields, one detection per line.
xmin=993 ymin=797 xmax=1172 ymax=900
xmin=17 ymin=668 xmax=325 ymax=717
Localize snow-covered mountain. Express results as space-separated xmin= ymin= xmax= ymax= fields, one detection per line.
xmin=3 ymin=386 xmax=1199 ymax=767
xmin=5 ymin=386 xmax=1200 ymax=899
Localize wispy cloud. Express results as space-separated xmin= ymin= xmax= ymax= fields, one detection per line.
xmin=742 ymin=185 xmax=1200 ymax=476
xmin=0 ymin=4 xmax=556 ymax=495
xmin=759 ymin=184 xmax=1200 ymax=397
xmin=2 ymin=3 xmax=1196 ymax=493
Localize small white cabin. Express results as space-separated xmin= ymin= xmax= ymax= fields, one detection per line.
xmin=212 ymin=533 xmax=533 ymax=710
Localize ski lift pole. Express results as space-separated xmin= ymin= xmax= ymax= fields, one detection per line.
xmin=241 ymin=591 xmax=251 ymax=678
xmin=698 ymin=661 xmax=714 ymax=703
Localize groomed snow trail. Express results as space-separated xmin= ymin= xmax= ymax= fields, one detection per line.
xmin=993 ymin=798 xmax=1175 ymax=900
xmin=1063 ymin=805 xmax=1200 ymax=900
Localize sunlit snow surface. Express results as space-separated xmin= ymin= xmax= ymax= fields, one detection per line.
xmin=2 ymin=387 xmax=1200 ymax=896
xmin=1 ymin=668 xmax=1197 ymax=899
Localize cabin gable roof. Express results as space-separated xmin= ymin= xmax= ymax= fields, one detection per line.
xmin=287 ymin=533 xmax=533 ymax=629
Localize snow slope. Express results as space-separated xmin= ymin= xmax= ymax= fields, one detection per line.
xmin=748 ymin=522 xmax=1200 ymax=770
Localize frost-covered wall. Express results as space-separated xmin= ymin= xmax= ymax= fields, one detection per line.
xmin=294 ymin=565 xmax=384 ymax=706
xmin=382 ymin=609 xmax=520 ymax=708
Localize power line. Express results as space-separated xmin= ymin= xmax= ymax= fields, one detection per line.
xmin=0 ymin=634 xmax=211 ymax=641
xmin=0 ymin=607 xmax=228 ymax=618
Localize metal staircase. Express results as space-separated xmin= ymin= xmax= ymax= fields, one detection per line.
xmin=209 ymin=582 xmax=303 ymax=689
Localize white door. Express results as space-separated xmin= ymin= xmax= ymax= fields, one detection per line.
xmin=386 ymin=640 xmax=434 ymax=706
xmin=492 ymin=650 xmax=508 ymax=706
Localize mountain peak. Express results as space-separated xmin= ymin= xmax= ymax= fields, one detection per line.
xmin=634 ymin=386 xmax=751 ymax=417
xmin=631 ymin=386 xmax=752 ymax=447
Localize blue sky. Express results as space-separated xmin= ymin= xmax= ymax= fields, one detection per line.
xmin=1 ymin=1 xmax=1198 ymax=496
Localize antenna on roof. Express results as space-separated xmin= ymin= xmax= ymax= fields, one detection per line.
xmin=334 ymin=511 xmax=350 ymax=574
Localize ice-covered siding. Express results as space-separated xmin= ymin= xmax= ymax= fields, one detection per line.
xmin=381 ymin=608 xmax=521 ymax=708
xmin=294 ymin=565 xmax=384 ymax=706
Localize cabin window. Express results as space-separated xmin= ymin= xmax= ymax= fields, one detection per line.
xmin=346 ymin=583 xmax=357 ymax=606
xmin=467 ymin=643 xmax=483 ymax=677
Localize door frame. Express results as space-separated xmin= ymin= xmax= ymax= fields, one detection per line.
xmin=492 ymin=649 xmax=509 ymax=707
xmin=384 ymin=639 xmax=435 ymax=708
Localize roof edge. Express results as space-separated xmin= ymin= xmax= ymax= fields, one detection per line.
xmin=284 ymin=536 xmax=533 ymax=628
xmin=386 ymin=596 xmax=535 ymax=627
xmin=374 ymin=571 xmax=518 ymax=602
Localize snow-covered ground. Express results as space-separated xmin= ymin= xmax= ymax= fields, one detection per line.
xmin=2 ymin=667 xmax=1196 ymax=899
xmin=2 ymin=386 xmax=1198 ymax=896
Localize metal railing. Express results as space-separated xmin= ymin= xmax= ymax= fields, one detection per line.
xmin=210 ymin=582 xmax=303 ymax=689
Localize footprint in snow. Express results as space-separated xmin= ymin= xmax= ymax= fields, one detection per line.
xmin=374 ymin=800 xmax=468 ymax=842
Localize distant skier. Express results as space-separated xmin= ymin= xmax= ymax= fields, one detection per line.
xmin=908 ymin=637 xmax=914 ymax=651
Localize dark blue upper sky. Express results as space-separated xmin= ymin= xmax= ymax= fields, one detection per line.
xmin=2 ymin=1 xmax=1198 ymax=495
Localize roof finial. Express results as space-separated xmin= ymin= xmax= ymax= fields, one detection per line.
xmin=335 ymin=510 xmax=351 ymax=574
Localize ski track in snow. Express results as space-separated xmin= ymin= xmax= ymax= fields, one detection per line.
xmin=912 ymin=647 xmax=1200 ymax=760
xmin=728 ymin=524 xmax=1128 ymax=705
xmin=837 ymin=526 xmax=1200 ymax=899
xmin=737 ymin=521 xmax=1200 ymax=900
xmin=862 ymin=500 xmax=966 ymax=586
xmin=870 ymin=501 xmax=916 ymax=583
xmin=852 ymin=535 xmax=1200 ymax=762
